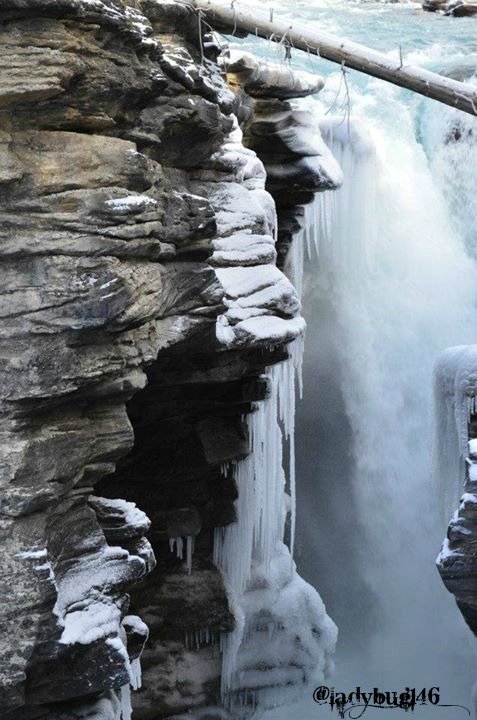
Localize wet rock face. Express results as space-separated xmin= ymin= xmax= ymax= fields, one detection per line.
xmin=0 ymin=2 xmax=337 ymax=718
xmin=422 ymin=0 xmax=477 ymax=14
xmin=422 ymin=0 xmax=449 ymax=9
xmin=446 ymin=1 xmax=477 ymax=15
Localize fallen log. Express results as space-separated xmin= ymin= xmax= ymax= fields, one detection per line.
xmin=194 ymin=0 xmax=477 ymax=116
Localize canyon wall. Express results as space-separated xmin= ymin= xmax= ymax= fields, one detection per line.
xmin=0 ymin=2 xmax=340 ymax=718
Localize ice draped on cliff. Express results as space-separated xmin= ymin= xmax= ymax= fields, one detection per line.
xmin=201 ymin=42 xmax=345 ymax=708
xmin=435 ymin=346 xmax=477 ymax=637
xmin=213 ymin=243 xmax=337 ymax=711
xmin=209 ymin=114 xmax=339 ymax=712
xmin=212 ymin=358 xmax=337 ymax=712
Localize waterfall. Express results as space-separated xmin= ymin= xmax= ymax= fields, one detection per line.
xmin=424 ymin=92 xmax=477 ymax=520
xmin=275 ymin=108 xmax=477 ymax=720
xmin=421 ymin=85 xmax=477 ymax=261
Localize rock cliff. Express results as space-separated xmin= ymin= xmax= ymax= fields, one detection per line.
xmin=0 ymin=2 xmax=340 ymax=718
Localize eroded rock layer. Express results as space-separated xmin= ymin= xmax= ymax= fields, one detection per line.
xmin=0 ymin=1 xmax=338 ymax=718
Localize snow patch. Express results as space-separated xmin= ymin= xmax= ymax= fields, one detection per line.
xmin=61 ymin=600 xmax=122 ymax=645
xmin=105 ymin=195 xmax=157 ymax=215
xmin=437 ymin=537 xmax=465 ymax=563
xmin=16 ymin=548 xmax=47 ymax=560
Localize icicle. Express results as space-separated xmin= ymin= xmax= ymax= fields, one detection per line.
xmin=186 ymin=535 xmax=195 ymax=575
xmin=119 ymin=684 xmax=132 ymax=720
xmin=169 ymin=536 xmax=195 ymax=573
xmin=213 ymin=352 xmax=335 ymax=710
xmin=185 ymin=627 xmax=216 ymax=649
xmin=129 ymin=657 xmax=142 ymax=691
xmin=169 ymin=537 xmax=184 ymax=560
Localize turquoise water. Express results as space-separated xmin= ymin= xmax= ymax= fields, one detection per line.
xmin=231 ymin=2 xmax=477 ymax=719
xmin=236 ymin=0 xmax=477 ymax=67
xmin=234 ymin=0 xmax=477 ymax=124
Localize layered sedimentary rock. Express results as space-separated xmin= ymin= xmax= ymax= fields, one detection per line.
xmin=0 ymin=1 xmax=339 ymax=718
xmin=224 ymin=50 xmax=342 ymax=264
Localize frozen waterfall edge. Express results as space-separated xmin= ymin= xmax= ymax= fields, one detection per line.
xmin=213 ymin=349 xmax=338 ymax=716
xmin=435 ymin=346 xmax=477 ymax=637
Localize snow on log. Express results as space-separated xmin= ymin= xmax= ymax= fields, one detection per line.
xmin=194 ymin=0 xmax=477 ymax=116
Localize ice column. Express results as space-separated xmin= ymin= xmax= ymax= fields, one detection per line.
xmin=434 ymin=345 xmax=477 ymax=521
xmin=214 ymin=247 xmax=336 ymax=714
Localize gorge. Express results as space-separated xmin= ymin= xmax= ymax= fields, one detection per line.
xmin=2 ymin=1 xmax=477 ymax=720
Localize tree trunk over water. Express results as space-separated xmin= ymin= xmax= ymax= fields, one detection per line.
xmin=194 ymin=0 xmax=477 ymax=116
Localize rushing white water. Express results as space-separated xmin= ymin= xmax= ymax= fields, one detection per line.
xmin=266 ymin=151 xmax=477 ymax=718
xmin=250 ymin=12 xmax=477 ymax=720
xmin=271 ymin=124 xmax=477 ymax=719
xmin=317 ymin=106 xmax=475 ymax=655
xmin=422 ymin=91 xmax=477 ymax=260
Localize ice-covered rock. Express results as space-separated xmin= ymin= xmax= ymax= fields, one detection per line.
xmin=242 ymin=100 xmax=343 ymax=266
xmin=210 ymin=232 xmax=277 ymax=267
xmin=215 ymin=265 xmax=304 ymax=348
xmin=435 ymin=345 xmax=477 ymax=637
xmin=247 ymin=104 xmax=343 ymax=194
xmin=422 ymin=0 xmax=448 ymax=9
xmin=433 ymin=345 xmax=477 ymax=518
xmin=225 ymin=50 xmax=325 ymax=99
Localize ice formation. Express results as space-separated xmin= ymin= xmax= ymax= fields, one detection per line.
xmin=434 ymin=345 xmax=477 ymax=519
xmin=213 ymin=355 xmax=337 ymax=713
xmin=129 ymin=657 xmax=142 ymax=691
xmin=169 ymin=536 xmax=184 ymax=559
xmin=119 ymin=684 xmax=132 ymax=720
xmin=20 ymin=498 xmax=154 ymax=719
xmin=210 ymin=113 xmax=340 ymax=714
xmin=184 ymin=628 xmax=219 ymax=649
xmin=169 ymin=535 xmax=195 ymax=574
xmin=105 ymin=194 xmax=158 ymax=214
